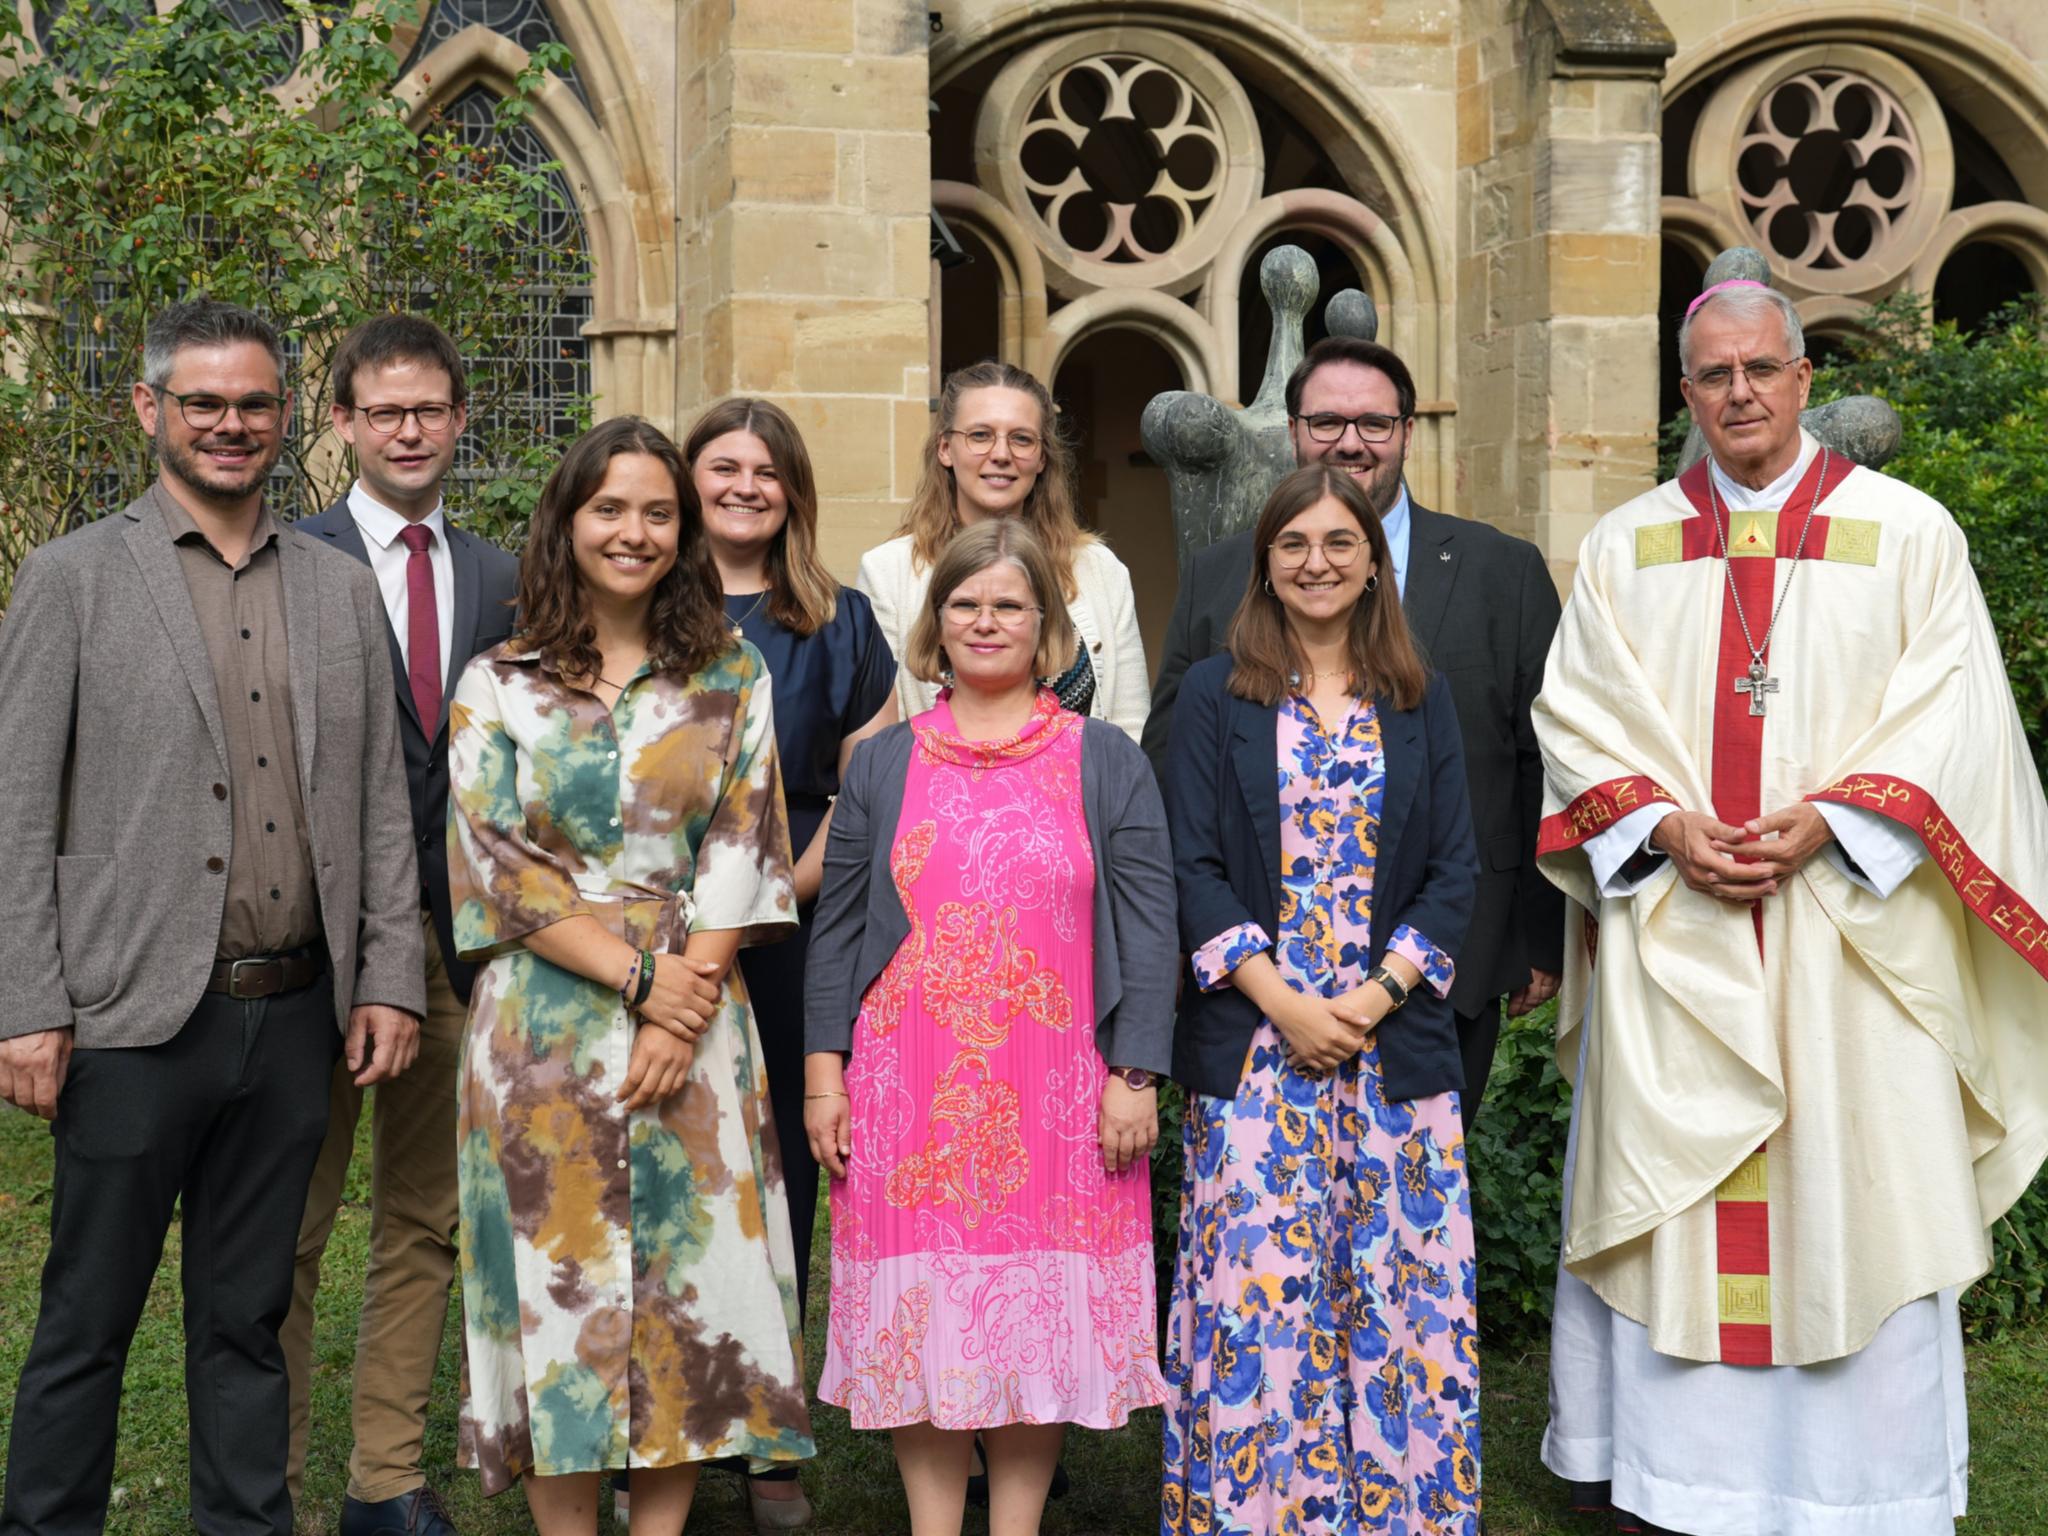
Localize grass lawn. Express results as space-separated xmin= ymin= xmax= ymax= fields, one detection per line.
xmin=0 ymin=1105 xmax=2042 ymax=1533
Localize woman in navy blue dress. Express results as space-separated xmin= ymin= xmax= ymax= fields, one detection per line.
xmin=684 ymin=396 xmax=897 ymax=1524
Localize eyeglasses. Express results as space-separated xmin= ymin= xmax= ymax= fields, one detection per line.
xmin=942 ymin=599 xmax=1040 ymax=627
xmin=156 ymin=388 xmax=286 ymax=431
xmin=353 ymin=402 xmax=457 ymax=434
xmin=1294 ymin=411 xmax=1405 ymax=445
xmin=944 ymin=427 xmax=1044 ymax=460
xmin=1686 ymin=357 xmax=1801 ymax=397
xmin=1269 ymin=533 xmax=1367 ymax=570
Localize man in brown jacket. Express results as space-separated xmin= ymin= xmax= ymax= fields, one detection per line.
xmin=0 ymin=299 xmax=425 ymax=1536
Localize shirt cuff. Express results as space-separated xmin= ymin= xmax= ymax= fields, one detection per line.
xmin=1387 ymin=924 xmax=1456 ymax=998
xmin=1814 ymin=801 xmax=1927 ymax=898
xmin=1587 ymin=802 xmax=1678 ymax=896
xmin=1193 ymin=921 xmax=1271 ymax=992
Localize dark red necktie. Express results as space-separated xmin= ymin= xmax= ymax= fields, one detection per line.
xmin=398 ymin=523 xmax=442 ymax=733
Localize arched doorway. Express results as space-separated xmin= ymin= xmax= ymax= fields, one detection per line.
xmin=1052 ymin=329 xmax=1182 ymax=675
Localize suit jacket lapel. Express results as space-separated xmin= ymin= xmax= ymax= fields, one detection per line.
xmin=1228 ymin=694 xmax=1284 ymax=919
xmin=1400 ymin=503 xmax=1460 ymax=661
xmin=312 ymin=500 xmax=421 ymax=738
xmin=1378 ymin=693 xmax=1422 ymax=877
xmin=281 ymin=530 xmax=322 ymax=776
xmin=125 ymin=490 xmax=227 ymax=772
xmin=442 ymin=526 xmax=483 ymax=726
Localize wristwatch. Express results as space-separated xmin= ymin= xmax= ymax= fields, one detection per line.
xmin=1367 ymin=964 xmax=1411 ymax=1010
xmin=1108 ymin=1065 xmax=1155 ymax=1090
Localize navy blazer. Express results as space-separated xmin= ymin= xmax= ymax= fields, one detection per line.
xmin=1162 ymin=655 xmax=1479 ymax=1102
xmin=295 ymin=499 xmax=520 ymax=1004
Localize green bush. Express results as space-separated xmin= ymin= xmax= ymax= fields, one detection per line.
xmin=0 ymin=0 xmax=592 ymax=604
xmin=1468 ymin=1003 xmax=1572 ymax=1341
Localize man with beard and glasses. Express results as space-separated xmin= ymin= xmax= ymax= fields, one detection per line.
xmin=0 ymin=299 xmax=425 ymax=1536
xmin=1144 ymin=336 xmax=1564 ymax=1128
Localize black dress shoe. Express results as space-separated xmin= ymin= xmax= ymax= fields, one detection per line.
xmin=339 ymin=1486 xmax=457 ymax=1536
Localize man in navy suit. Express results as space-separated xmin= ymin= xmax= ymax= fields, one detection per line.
xmin=282 ymin=316 xmax=519 ymax=1536
xmin=1144 ymin=337 xmax=1563 ymax=1128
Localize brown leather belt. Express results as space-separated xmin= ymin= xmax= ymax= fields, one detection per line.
xmin=207 ymin=945 xmax=325 ymax=999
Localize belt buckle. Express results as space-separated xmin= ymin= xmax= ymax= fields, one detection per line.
xmin=227 ymin=957 xmax=280 ymax=998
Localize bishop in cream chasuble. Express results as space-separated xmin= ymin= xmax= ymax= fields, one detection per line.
xmin=1530 ymin=280 xmax=2048 ymax=1536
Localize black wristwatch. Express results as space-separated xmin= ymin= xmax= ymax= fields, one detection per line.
xmin=1108 ymin=1065 xmax=1155 ymax=1090
xmin=1367 ymin=964 xmax=1411 ymax=1010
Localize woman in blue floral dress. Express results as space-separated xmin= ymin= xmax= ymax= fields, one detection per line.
xmin=1159 ymin=464 xmax=1482 ymax=1535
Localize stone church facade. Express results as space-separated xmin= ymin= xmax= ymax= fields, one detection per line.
xmin=97 ymin=0 xmax=2048 ymax=653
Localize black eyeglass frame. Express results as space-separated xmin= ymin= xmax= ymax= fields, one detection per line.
xmin=153 ymin=386 xmax=288 ymax=431
xmin=351 ymin=401 xmax=459 ymax=435
xmin=1291 ymin=410 xmax=1408 ymax=445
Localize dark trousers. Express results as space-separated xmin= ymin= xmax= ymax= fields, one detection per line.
xmin=2 ymin=977 xmax=340 ymax=1536
xmin=738 ymin=922 xmax=819 ymax=1325
xmin=1455 ymin=997 xmax=1502 ymax=1133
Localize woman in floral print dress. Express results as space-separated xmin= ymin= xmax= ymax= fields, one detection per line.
xmin=448 ymin=417 xmax=812 ymax=1534
xmin=1159 ymin=465 xmax=1482 ymax=1536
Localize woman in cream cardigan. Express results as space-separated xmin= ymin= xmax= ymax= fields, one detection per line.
xmin=857 ymin=360 xmax=1148 ymax=741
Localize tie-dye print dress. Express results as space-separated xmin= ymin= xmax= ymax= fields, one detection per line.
xmin=447 ymin=639 xmax=813 ymax=1494
xmin=1162 ymin=693 xmax=1480 ymax=1536
xmin=818 ymin=691 xmax=1167 ymax=1430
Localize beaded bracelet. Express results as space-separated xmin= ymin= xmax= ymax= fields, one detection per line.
xmin=618 ymin=950 xmax=643 ymax=1005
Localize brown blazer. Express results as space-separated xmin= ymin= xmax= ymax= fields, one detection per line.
xmin=0 ymin=486 xmax=426 ymax=1046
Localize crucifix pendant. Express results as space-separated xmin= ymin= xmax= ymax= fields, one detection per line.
xmin=1733 ymin=658 xmax=1778 ymax=716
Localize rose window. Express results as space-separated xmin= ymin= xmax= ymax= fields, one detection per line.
xmin=1735 ymin=70 xmax=1922 ymax=277
xmin=1016 ymin=56 xmax=1225 ymax=265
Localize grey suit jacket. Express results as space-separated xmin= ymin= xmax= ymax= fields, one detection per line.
xmin=805 ymin=715 xmax=1178 ymax=1075
xmin=0 ymin=486 xmax=427 ymax=1046
xmin=295 ymin=498 xmax=519 ymax=1005
xmin=1141 ymin=502 xmax=1565 ymax=1011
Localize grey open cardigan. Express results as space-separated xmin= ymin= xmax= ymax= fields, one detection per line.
xmin=803 ymin=715 xmax=1179 ymax=1075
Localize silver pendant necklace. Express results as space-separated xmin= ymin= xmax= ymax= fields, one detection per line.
xmin=1705 ymin=446 xmax=1830 ymax=717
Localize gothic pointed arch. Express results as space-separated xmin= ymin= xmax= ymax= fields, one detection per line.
xmin=395 ymin=3 xmax=674 ymax=421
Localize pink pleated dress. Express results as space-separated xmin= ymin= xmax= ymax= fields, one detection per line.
xmin=818 ymin=690 xmax=1167 ymax=1430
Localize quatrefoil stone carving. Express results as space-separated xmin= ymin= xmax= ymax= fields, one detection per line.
xmin=1018 ymin=56 xmax=1226 ymax=265
xmin=975 ymin=27 xmax=1262 ymax=298
xmin=1736 ymin=70 xmax=1923 ymax=279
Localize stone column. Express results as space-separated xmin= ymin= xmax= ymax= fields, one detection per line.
xmin=675 ymin=0 xmax=932 ymax=578
xmin=1457 ymin=0 xmax=1673 ymax=587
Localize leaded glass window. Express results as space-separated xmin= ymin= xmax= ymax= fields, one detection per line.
xmin=399 ymin=0 xmax=592 ymax=112
xmin=38 ymin=0 xmax=304 ymax=84
xmin=438 ymin=84 xmax=592 ymax=483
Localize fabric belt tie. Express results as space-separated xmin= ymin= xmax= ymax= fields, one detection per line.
xmin=577 ymin=881 xmax=696 ymax=955
xmin=207 ymin=943 xmax=325 ymax=999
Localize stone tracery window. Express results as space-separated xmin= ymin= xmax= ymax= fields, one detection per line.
xmin=1017 ymin=56 xmax=1226 ymax=266
xmin=1662 ymin=37 xmax=2046 ymax=350
xmin=1734 ymin=69 xmax=1921 ymax=280
xmin=400 ymin=0 xmax=591 ymax=111
xmin=430 ymin=83 xmax=593 ymax=482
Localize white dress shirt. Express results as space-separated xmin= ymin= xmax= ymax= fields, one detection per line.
xmin=1585 ymin=441 xmax=1925 ymax=898
xmin=348 ymin=483 xmax=455 ymax=688
xmin=1380 ymin=483 xmax=1412 ymax=599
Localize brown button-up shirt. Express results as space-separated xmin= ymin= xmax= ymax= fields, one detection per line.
xmin=157 ymin=486 xmax=322 ymax=958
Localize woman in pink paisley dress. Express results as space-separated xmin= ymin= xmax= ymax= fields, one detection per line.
xmin=1159 ymin=465 xmax=1482 ymax=1535
xmin=804 ymin=518 xmax=1179 ymax=1535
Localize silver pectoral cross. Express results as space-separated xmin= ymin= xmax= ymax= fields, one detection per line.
xmin=1733 ymin=659 xmax=1779 ymax=716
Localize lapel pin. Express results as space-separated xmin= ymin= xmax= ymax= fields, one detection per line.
xmin=1439 ymin=550 xmax=1451 ymax=561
